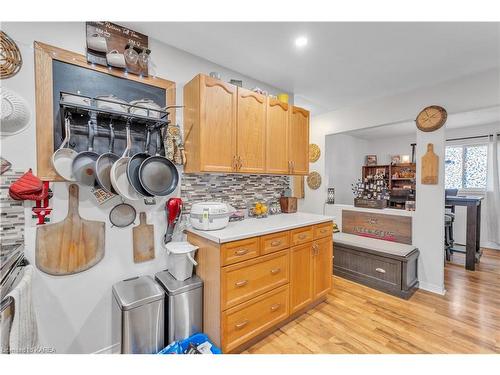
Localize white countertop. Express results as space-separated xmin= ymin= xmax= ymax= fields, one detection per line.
xmin=186 ymin=212 xmax=334 ymax=243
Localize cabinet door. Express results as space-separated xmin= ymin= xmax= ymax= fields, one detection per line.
xmin=236 ymin=88 xmax=266 ymax=173
xmin=200 ymin=75 xmax=237 ymax=172
xmin=289 ymin=106 xmax=310 ymax=175
xmin=289 ymin=243 xmax=313 ymax=314
xmin=313 ymin=236 xmax=333 ymax=300
xmin=266 ymin=98 xmax=289 ymax=174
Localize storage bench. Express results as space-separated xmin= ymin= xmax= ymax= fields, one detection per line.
xmin=333 ymin=233 xmax=419 ymax=299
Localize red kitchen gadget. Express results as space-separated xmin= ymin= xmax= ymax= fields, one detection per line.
xmin=164 ymin=198 xmax=183 ymax=243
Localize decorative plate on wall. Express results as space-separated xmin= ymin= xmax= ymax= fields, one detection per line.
xmin=307 ymin=171 xmax=322 ymax=190
xmin=309 ymin=144 xmax=321 ymax=163
xmin=415 ymin=105 xmax=447 ymax=132
xmin=0 ymin=31 xmax=23 ymax=79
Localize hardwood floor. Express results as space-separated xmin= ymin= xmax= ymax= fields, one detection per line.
xmin=244 ymin=249 xmax=500 ymax=354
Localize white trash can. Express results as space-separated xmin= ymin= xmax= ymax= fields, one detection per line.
xmin=166 ymin=242 xmax=199 ymax=281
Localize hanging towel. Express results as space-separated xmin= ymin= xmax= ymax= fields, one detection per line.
xmin=6 ymin=265 xmax=39 ymax=354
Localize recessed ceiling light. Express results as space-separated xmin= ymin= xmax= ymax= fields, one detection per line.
xmin=294 ymin=36 xmax=308 ymax=48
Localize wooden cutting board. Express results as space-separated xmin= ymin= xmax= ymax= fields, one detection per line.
xmin=36 ymin=184 xmax=105 ymax=275
xmin=133 ymin=212 xmax=155 ymax=263
xmin=421 ymin=143 xmax=439 ymax=185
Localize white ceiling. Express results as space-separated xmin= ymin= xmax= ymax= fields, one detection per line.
xmin=344 ymin=105 xmax=500 ymax=139
xmin=125 ymin=22 xmax=500 ymax=114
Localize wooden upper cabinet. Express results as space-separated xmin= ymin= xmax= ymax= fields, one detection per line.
xmin=236 ymin=88 xmax=266 ymax=173
xmin=184 ymin=74 xmax=237 ymax=173
xmin=266 ymin=98 xmax=289 ymax=174
xmin=289 ymin=106 xmax=310 ymax=175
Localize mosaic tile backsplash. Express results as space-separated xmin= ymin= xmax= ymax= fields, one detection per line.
xmin=0 ymin=170 xmax=25 ymax=248
xmin=181 ymin=174 xmax=290 ymax=213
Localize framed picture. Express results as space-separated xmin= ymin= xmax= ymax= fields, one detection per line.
xmin=366 ymin=155 xmax=377 ymax=166
xmin=391 ymin=155 xmax=401 ymax=165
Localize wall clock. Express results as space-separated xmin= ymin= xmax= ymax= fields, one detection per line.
xmin=415 ymin=105 xmax=447 ymax=132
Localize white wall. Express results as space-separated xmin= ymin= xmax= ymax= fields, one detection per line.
xmin=301 ymin=69 xmax=500 ymax=295
xmin=446 ymin=123 xmax=500 ymax=249
xmin=0 ymin=22 xmax=290 ymax=354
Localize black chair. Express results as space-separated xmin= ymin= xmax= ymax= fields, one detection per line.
xmin=444 ymin=189 xmax=458 ymax=260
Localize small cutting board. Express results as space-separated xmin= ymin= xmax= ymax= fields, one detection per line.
xmin=421 ymin=143 xmax=439 ymax=185
xmin=133 ymin=212 xmax=155 ymax=263
xmin=36 ymin=184 xmax=105 ymax=275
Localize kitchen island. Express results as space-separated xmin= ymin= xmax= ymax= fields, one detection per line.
xmin=186 ymin=212 xmax=334 ymax=353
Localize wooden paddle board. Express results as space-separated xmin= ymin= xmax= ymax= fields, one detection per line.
xmin=421 ymin=143 xmax=439 ymax=185
xmin=133 ymin=212 xmax=155 ymax=263
xmin=36 ymin=184 xmax=105 ymax=275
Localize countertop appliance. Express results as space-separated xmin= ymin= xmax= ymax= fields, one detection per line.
xmin=189 ymin=202 xmax=230 ymax=231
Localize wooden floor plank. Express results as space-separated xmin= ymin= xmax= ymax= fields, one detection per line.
xmin=244 ymin=248 xmax=500 ymax=354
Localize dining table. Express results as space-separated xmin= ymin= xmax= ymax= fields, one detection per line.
xmin=445 ymin=195 xmax=484 ymax=271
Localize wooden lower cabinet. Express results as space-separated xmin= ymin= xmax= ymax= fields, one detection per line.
xmin=222 ymin=285 xmax=289 ymax=352
xmin=189 ymin=221 xmax=333 ymax=353
xmin=290 ymin=243 xmax=313 ymax=313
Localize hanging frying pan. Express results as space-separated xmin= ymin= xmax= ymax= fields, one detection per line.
xmin=138 ymin=127 xmax=179 ymax=196
xmin=95 ymin=121 xmax=119 ymax=194
xmin=52 ymin=117 xmax=77 ymax=181
xmin=127 ymin=127 xmax=153 ymax=197
xmin=110 ymin=122 xmax=141 ymax=201
xmin=71 ymin=119 xmax=99 ymax=186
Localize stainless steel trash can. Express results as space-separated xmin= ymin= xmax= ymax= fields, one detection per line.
xmin=155 ymin=271 xmax=203 ymax=345
xmin=112 ymin=275 xmax=165 ymax=354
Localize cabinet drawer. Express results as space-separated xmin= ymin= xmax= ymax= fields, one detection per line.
xmin=290 ymin=226 xmax=313 ymax=246
xmin=334 ymin=245 xmax=402 ymax=292
xmin=221 ymin=237 xmax=260 ymax=266
xmin=221 ymin=250 xmax=289 ymax=310
xmin=260 ymin=231 xmax=290 ymax=255
xmin=313 ymin=222 xmax=333 ymax=239
xmin=222 ymin=285 xmax=289 ymax=352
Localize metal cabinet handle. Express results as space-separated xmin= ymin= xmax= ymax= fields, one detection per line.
xmin=270 ymin=240 xmax=282 ymax=247
xmin=234 ymin=248 xmax=248 ymax=256
xmin=235 ymin=320 xmax=249 ymax=329
xmin=375 ymin=268 xmax=386 ymax=274
xmin=270 ymin=303 xmax=281 ymax=312
xmin=235 ymin=280 xmax=248 ymax=287
xmin=232 ymin=155 xmax=237 ymax=171
xmin=320 ymin=228 xmax=328 ymax=233
xmin=236 ymin=156 xmax=243 ymax=170
xmin=270 ymin=268 xmax=281 ymax=275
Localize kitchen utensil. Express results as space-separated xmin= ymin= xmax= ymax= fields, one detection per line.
xmin=139 ymin=128 xmax=179 ymax=197
xmin=133 ymin=212 xmax=155 ymax=263
xmin=279 ymin=197 xmax=297 ymax=213
xmin=106 ymin=50 xmax=126 ymax=68
xmin=189 ymin=202 xmax=230 ymax=231
xmin=52 ymin=117 xmax=78 ymax=181
xmin=164 ymin=242 xmax=198 ymax=281
xmin=35 ymin=184 xmax=105 ymax=275
xmin=8 ymin=168 xmax=47 ymax=201
xmin=109 ymin=202 xmax=136 ymax=228
xmin=129 ymin=100 xmax=182 ymax=119
xmin=95 ymin=121 xmax=119 ymax=193
xmin=164 ymin=198 xmax=182 ymax=243
xmin=86 ymin=33 xmax=108 ymax=52
xmin=60 ymin=92 xmax=91 ymax=107
xmin=421 ymin=143 xmax=439 ymax=185
xmin=127 ymin=127 xmax=153 ymax=197
xmin=71 ymin=120 xmax=99 ymax=186
xmin=0 ymin=87 xmax=30 ymax=136
xmin=95 ymin=95 xmax=129 ymax=113
xmin=110 ymin=122 xmax=141 ymax=200
xmin=124 ymin=44 xmax=139 ymax=65
xmin=0 ymin=31 xmax=22 ymax=79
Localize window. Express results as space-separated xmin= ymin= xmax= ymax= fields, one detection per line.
xmin=445 ymin=143 xmax=488 ymax=190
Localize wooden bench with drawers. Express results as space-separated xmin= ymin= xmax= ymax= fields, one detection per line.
xmin=187 ymin=221 xmax=333 ymax=353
